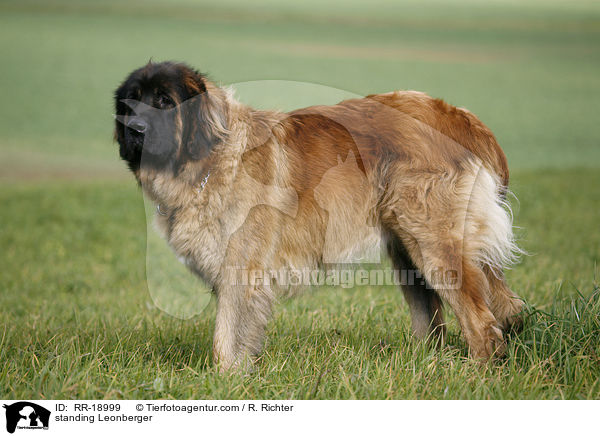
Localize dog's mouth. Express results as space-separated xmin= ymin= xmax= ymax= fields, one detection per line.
xmin=124 ymin=125 xmax=144 ymax=148
xmin=124 ymin=124 xmax=176 ymax=164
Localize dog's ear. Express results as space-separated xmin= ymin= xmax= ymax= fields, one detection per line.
xmin=182 ymin=73 xmax=228 ymax=160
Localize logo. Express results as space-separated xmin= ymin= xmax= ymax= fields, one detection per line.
xmin=2 ymin=402 xmax=50 ymax=434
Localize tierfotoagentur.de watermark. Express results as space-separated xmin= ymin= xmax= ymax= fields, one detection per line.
xmin=227 ymin=266 xmax=460 ymax=290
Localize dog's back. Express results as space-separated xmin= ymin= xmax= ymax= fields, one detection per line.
xmin=368 ymin=91 xmax=509 ymax=187
xmin=283 ymin=90 xmax=509 ymax=189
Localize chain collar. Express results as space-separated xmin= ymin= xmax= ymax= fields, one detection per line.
xmin=197 ymin=172 xmax=210 ymax=193
xmin=156 ymin=172 xmax=210 ymax=217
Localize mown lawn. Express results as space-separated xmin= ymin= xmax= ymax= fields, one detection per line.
xmin=0 ymin=0 xmax=599 ymax=399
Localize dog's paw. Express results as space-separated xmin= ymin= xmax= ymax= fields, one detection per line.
xmin=469 ymin=323 xmax=505 ymax=362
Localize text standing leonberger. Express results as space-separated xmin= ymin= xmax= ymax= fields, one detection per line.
xmin=114 ymin=61 xmax=524 ymax=371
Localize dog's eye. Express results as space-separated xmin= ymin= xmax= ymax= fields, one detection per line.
xmin=128 ymin=89 xmax=141 ymax=100
xmin=158 ymin=94 xmax=174 ymax=108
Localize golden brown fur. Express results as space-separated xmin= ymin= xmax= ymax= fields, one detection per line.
xmin=114 ymin=62 xmax=524 ymax=371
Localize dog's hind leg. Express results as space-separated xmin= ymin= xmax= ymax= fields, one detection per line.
xmin=483 ymin=266 xmax=524 ymax=332
xmin=401 ymin=235 xmax=505 ymax=361
xmin=386 ymin=234 xmax=445 ymax=344
xmin=380 ymin=163 xmax=518 ymax=360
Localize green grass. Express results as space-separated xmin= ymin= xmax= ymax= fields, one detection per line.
xmin=1 ymin=0 xmax=599 ymax=399
xmin=0 ymin=170 xmax=599 ymax=399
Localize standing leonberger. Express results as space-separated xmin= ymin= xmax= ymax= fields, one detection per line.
xmin=114 ymin=61 xmax=524 ymax=372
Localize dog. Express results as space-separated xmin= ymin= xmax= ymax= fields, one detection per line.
xmin=114 ymin=61 xmax=524 ymax=371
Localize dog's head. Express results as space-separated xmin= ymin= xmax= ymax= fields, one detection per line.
xmin=114 ymin=61 xmax=228 ymax=176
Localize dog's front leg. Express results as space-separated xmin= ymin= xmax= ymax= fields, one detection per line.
xmin=212 ymin=267 xmax=274 ymax=373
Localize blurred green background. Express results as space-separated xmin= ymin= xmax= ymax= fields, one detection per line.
xmin=2 ymin=0 xmax=599 ymax=176
xmin=1 ymin=0 xmax=599 ymax=399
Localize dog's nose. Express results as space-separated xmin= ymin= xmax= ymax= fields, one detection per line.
xmin=126 ymin=117 xmax=147 ymax=134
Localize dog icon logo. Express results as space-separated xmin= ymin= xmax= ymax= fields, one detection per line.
xmin=2 ymin=402 xmax=50 ymax=433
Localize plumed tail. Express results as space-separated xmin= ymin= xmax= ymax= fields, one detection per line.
xmin=464 ymin=163 xmax=525 ymax=276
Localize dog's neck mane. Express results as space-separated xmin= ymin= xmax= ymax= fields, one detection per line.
xmin=138 ymin=84 xmax=285 ymax=216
